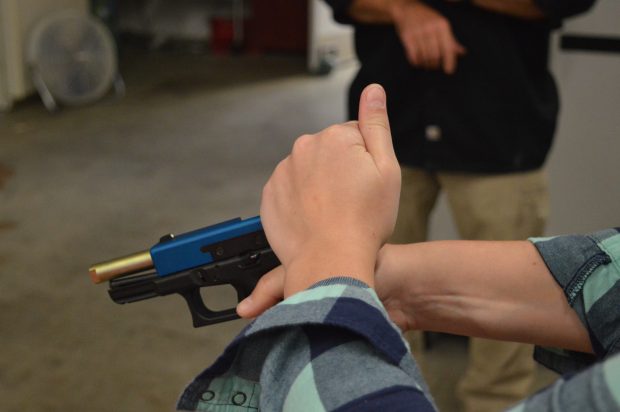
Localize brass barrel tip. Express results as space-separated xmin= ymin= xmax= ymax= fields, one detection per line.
xmin=88 ymin=250 xmax=153 ymax=284
xmin=89 ymin=266 xmax=103 ymax=284
xmin=88 ymin=264 xmax=109 ymax=284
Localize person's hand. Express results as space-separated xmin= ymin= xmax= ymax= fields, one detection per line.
xmin=237 ymin=84 xmax=401 ymax=317
xmin=238 ymin=243 xmax=418 ymax=331
xmin=238 ymin=242 xmax=420 ymax=332
xmin=390 ymin=0 xmax=466 ymax=74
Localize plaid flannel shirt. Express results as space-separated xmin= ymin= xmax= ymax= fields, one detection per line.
xmin=510 ymin=227 xmax=620 ymax=411
xmin=178 ymin=229 xmax=620 ymax=411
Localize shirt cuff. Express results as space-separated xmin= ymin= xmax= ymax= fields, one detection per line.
xmin=245 ymin=276 xmax=409 ymax=364
xmin=530 ymin=228 xmax=620 ymax=373
xmin=177 ymin=277 xmax=423 ymax=410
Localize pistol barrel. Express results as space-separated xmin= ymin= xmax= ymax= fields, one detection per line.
xmin=89 ymin=250 xmax=153 ymax=284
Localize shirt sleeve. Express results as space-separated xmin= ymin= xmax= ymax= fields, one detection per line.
xmin=177 ymin=277 xmax=436 ymax=411
xmin=529 ymin=228 xmax=620 ymax=374
xmin=496 ymin=228 xmax=620 ymax=412
xmin=506 ymin=352 xmax=620 ymax=412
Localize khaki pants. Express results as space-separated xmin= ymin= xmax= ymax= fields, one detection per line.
xmin=392 ymin=166 xmax=549 ymax=412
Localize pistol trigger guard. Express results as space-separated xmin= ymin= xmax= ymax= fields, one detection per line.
xmin=180 ymin=288 xmax=239 ymax=327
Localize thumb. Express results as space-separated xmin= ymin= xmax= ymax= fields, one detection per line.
xmin=358 ymin=84 xmax=397 ymax=164
xmin=236 ymin=265 xmax=285 ymax=319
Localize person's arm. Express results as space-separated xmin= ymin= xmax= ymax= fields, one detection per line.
xmin=342 ymin=0 xmax=542 ymax=23
xmin=241 ymin=226 xmax=620 ymax=365
xmin=470 ymin=0 xmax=596 ymax=21
xmin=374 ymin=240 xmax=592 ymax=353
xmin=240 ymin=239 xmax=593 ymax=353
xmin=344 ymin=0 xmax=396 ymax=22
xmin=376 ymin=227 xmax=620 ymax=372
xmin=470 ymin=0 xmax=544 ymax=19
xmin=333 ymin=0 xmax=466 ymax=74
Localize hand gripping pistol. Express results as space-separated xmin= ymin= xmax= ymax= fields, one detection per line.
xmin=89 ymin=216 xmax=280 ymax=327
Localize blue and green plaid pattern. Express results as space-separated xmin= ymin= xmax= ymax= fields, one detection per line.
xmin=177 ymin=277 xmax=434 ymax=411
xmin=509 ymin=227 xmax=620 ymax=411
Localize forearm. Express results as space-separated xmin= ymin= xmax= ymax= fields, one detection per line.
xmin=376 ymin=240 xmax=592 ymax=353
xmin=471 ymin=0 xmax=545 ymax=20
xmin=347 ymin=0 xmax=545 ymax=22
xmin=347 ymin=0 xmax=409 ymax=23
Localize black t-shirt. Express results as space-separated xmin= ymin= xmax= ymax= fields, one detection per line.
xmin=326 ymin=0 xmax=595 ymax=173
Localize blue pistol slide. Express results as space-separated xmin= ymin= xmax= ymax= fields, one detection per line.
xmin=89 ymin=216 xmax=280 ymax=327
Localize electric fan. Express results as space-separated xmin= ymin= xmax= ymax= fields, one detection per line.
xmin=27 ymin=10 xmax=123 ymax=111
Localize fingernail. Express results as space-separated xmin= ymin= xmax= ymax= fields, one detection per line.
xmin=367 ymin=84 xmax=386 ymax=109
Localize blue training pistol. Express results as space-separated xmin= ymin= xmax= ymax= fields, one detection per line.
xmin=89 ymin=216 xmax=280 ymax=327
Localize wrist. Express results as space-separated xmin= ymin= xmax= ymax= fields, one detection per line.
xmin=283 ymin=239 xmax=377 ymax=298
xmin=375 ymin=243 xmax=440 ymax=330
xmin=388 ymin=0 xmax=416 ymax=22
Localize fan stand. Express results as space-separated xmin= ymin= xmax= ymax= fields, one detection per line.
xmin=32 ymin=68 xmax=125 ymax=113
xmin=28 ymin=10 xmax=121 ymax=113
xmin=31 ymin=68 xmax=58 ymax=112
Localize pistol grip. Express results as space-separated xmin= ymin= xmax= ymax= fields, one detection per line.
xmin=179 ymin=248 xmax=280 ymax=327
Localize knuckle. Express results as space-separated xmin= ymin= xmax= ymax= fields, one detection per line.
xmin=365 ymin=118 xmax=390 ymax=132
xmin=274 ymin=157 xmax=288 ymax=173
xmin=423 ymin=24 xmax=436 ymax=35
xmin=264 ymin=270 xmax=280 ymax=290
xmin=257 ymin=266 xmax=284 ymax=298
xmin=324 ymin=124 xmax=345 ymax=137
xmin=292 ymin=134 xmax=313 ymax=155
xmin=256 ymin=271 xmax=271 ymax=289
xmin=323 ymin=124 xmax=348 ymax=143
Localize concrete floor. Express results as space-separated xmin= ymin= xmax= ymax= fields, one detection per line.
xmin=0 ymin=50 xmax=575 ymax=411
